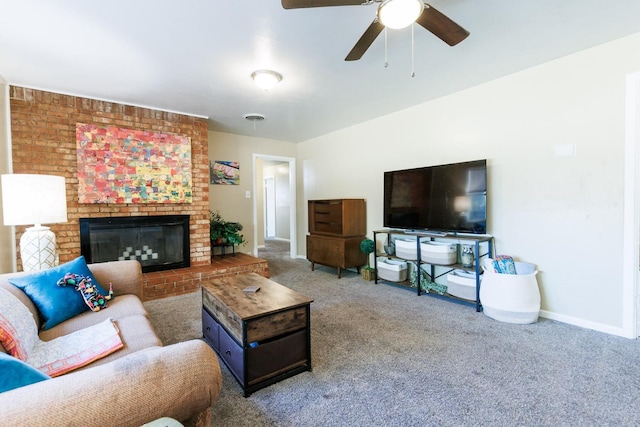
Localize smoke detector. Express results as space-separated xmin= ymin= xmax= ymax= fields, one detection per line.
xmin=244 ymin=113 xmax=265 ymax=130
xmin=243 ymin=113 xmax=265 ymax=121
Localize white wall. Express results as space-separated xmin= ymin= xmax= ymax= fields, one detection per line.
xmin=208 ymin=131 xmax=296 ymax=255
xmin=296 ymin=32 xmax=640 ymax=335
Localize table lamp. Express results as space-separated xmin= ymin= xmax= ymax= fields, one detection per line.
xmin=1 ymin=174 xmax=68 ymax=272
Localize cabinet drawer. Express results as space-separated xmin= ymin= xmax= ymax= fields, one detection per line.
xmin=202 ymin=307 xmax=220 ymax=352
xmin=314 ymin=221 xmax=342 ymax=235
xmin=246 ymin=306 xmax=308 ymax=343
xmin=313 ymin=201 xmax=342 ymax=215
xmin=219 ymin=325 xmax=245 ymax=384
xmin=247 ymin=330 xmax=308 ymax=385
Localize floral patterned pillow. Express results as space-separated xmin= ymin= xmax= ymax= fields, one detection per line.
xmin=0 ymin=287 xmax=39 ymax=360
xmin=0 ymin=287 xmax=124 ymax=378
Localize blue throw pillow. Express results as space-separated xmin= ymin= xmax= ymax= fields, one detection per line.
xmin=9 ymin=256 xmax=109 ymax=330
xmin=0 ymin=352 xmax=50 ymax=392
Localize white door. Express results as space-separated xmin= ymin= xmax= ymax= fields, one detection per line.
xmin=624 ymin=72 xmax=640 ymax=338
xmin=264 ymin=177 xmax=276 ymax=238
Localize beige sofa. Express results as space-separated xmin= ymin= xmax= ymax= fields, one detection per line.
xmin=0 ymin=260 xmax=222 ymax=427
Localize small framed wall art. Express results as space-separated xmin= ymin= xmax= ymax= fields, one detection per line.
xmin=210 ymin=160 xmax=240 ymax=185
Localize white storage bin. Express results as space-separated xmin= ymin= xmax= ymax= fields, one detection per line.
xmin=420 ymin=241 xmax=457 ymax=265
xmin=376 ymin=257 xmax=408 ymax=282
xmin=480 ymin=258 xmax=540 ymax=324
xmin=446 ymin=269 xmax=481 ymax=300
xmin=394 ymin=238 xmax=419 ymax=260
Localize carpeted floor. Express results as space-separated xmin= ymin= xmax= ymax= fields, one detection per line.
xmin=144 ymin=239 xmax=640 ymax=426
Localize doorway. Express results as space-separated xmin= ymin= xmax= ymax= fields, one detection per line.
xmin=264 ymin=177 xmax=276 ymax=238
xmin=252 ymin=154 xmax=297 ymax=259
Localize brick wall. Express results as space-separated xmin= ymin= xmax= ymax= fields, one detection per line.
xmin=9 ymin=86 xmax=211 ymax=269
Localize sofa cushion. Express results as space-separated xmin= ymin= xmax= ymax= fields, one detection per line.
xmin=38 ymin=295 xmax=159 ymax=370
xmin=9 ymin=256 xmax=110 ymax=330
xmin=0 ymin=287 xmax=38 ymax=360
xmin=75 ymin=314 xmax=162 ymax=370
xmin=29 ymin=317 xmax=124 ymax=377
xmin=0 ymin=279 xmax=40 ymax=328
xmin=0 ymin=286 xmax=124 ymax=377
xmin=39 ymin=294 xmax=149 ymax=340
xmin=88 ymin=260 xmax=143 ymax=300
xmin=0 ymin=352 xmax=50 ymax=392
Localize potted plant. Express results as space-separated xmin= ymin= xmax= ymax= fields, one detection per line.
xmin=210 ymin=210 xmax=245 ymax=247
xmin=360 ymin=238 xmax=376 ymax=281
xmin=223 ymin=221 xmax=245 ymax=246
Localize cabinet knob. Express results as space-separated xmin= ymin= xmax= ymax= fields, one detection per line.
xmin=205 ymin=326 xmax=210 ymax=331
xmin=225 ymin=349 xmax=231 ymax=355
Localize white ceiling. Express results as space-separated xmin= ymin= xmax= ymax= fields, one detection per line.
xmin=1 ymin=1 xmax=640 ymax=143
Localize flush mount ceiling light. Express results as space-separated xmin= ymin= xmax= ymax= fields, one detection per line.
xmin=251 ymin=70 xmax=283 ymax=90
xmin=377 ymin=0 xmax=425 ymax=29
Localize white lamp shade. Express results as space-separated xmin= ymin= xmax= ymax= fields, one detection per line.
xmin=377 ymin=0 xmax=425 ymax=30
xmin=1 ymin=174 xmax=68 ymax=226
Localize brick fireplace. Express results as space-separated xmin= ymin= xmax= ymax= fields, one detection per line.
xmin=9 ymin=86 xmax=211 ymax=269
xmin=8 ymin=87 xmax=270 ymax=301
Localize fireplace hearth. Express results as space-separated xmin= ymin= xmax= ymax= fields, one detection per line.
xmin=80 ymin=215 xmax=190 ymax=273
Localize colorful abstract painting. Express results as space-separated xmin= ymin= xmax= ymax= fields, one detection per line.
xmin=210 ymin=160 xmax=240 ymax=185
xmin=76 ymin=123 xmax=192 ymax=203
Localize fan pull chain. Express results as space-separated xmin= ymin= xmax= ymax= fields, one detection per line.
xmin=384 ymin=27 xmax=388 ymax=68
xmin=411 ymin=23 xmax=415 ymax=77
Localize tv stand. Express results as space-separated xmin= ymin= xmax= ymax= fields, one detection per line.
xmin=402 ymin=229 xmax=452 ymax=237
xmin=423 ymin=230 xmax=449 ymax=237
xmin=373 ymin=229 xmax=494 ymax=311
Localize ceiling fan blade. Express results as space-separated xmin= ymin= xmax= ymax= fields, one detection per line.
xmin=345 ymin=19 xmax=385 ymax=61
xmin=282 ymin=0 xmax=364 ymax=9
xmin=416 ymin=4 xmax=469 ymax=46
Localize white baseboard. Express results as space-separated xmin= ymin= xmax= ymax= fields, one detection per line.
xmin=539 ymin=310 xmax=633 ymax=339
xmin=266 ymin=237 xmax=290 ymax=242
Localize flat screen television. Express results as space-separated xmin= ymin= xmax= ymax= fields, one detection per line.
xmin=383 ymin=159 xmax=487 ymax=234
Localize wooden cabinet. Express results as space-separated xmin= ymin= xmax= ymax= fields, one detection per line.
xmin=306 ymin=199 xmax=366 ymax=278
xmin=308 ymin=199 xmax=366 ymax=236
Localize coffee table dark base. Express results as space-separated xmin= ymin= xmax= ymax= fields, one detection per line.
xmin=202 ymin=307 xmax=311 ymax=397
xmin=201 ymin=274 xmax=313 ymax=397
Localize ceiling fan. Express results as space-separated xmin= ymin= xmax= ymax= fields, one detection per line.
xmin=281 ymin=0 xmax=469 ymax=61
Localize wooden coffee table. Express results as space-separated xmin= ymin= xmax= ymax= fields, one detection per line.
xmin=201 ymin=273 xmax=313 ymax=396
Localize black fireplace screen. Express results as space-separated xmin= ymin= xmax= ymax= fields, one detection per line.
xmin=80 ymin=215 xmax=190 ymax=273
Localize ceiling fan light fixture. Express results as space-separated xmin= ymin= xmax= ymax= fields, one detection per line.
xmin=251 ymin=70 xmax=283 ymax=90
xmin=377 ymin=0 xmax=424 ymax=30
